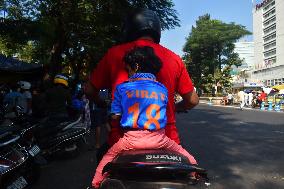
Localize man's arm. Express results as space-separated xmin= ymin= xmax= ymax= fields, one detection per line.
xmin=175 ymin=57 xmax=199 ymax=112
xmin=84 ymin=81 xmax=107 ymax=108
xmin=85 ymin=50 xmax=112 ymax=108
xmin=175 ymin=91 xmax=199 ymax=112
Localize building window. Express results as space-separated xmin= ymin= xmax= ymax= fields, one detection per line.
xmin=271 ymin=80 xmax=275 ymax=86
xmin=264 ymin=8 xmax=275 ymax=19
xmin=264 ymin=16 xmax=276 ymax=26
xmin=264 ymin=40 xmax=276 ymax=50
xmin=275 ymin=79 xmax=282 ymax=85
xmin=264 ymin=57 xmax=276 ymax=67
xmin=264 ymin=48 xmax=276 ymax=57
xmin=264 ymin=24 xmax=276 ymax=34
xmin=264 ymin=1 xmax=275 ymax=11
xmin=264 ymin=57 xmax=276 ymax=63
xmin=264 ymin=32 xmax=276 ymax=42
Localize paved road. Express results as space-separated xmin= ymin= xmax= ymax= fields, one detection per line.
xmin=31 ymin=104 xmax=284 ymax=189
xmin=177 ymin=104 xmax=284 ymax=189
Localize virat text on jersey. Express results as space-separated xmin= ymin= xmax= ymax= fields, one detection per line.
xmin=126 ymin=90 xmax=166 ymax=101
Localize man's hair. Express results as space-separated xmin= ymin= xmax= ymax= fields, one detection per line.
xmin=123 ymin=46 xmax=162 ymax=75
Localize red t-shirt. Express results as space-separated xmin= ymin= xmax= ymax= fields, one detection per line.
xmin=90 ymin=39 xmax=194 ymax=144
xmin=259 ymin=92 xmax=267 ymax=101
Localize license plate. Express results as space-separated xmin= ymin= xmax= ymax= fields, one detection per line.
xmin=7 ymin=176 xmax=28 ymax=189
xmin=28 ymin=145 xmax=41 ymax=157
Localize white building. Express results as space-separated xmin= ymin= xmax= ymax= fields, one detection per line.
xmin=231 ymin=42 xmax=261 ymax=89
xmin=252 ymin=0 xmax=284 ymax=87
xmin=234 ymin=41 xmax=255 ymax=70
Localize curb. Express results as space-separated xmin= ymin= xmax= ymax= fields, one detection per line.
xmin=199 ymin=102 xmax=284 ymax=113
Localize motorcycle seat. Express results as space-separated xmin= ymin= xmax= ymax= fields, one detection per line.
xmin=113 ymin=149 xmax=190 ymax=164
xmin=103 ymin=150 xmax=205 ymax=180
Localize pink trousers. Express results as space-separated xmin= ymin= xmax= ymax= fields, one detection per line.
xmin=92 ymin=129 xmax=197 ymax=188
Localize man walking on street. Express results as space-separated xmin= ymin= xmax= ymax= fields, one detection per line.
xmin=238 ymin=90 xmax=245 ymax=110
xmin=248 ymin=91 xmax=253 ymax=106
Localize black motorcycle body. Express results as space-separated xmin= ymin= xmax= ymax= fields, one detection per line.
xmin=0 ymin=125 xmax=39 ymax=189
xmin=99 ymin=150 xmax=209 ymax=189
xmin=34 ymin=115 xmax=89 ymax=157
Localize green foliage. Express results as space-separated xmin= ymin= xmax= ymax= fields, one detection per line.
xmin=183 ymin=14 xmax=251 ymax=93
xmin=0 ymin=0 xmax=179 ymax=76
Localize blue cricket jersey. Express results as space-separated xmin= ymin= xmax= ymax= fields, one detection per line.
xmin=111 ymin=73 xmax=168 ymax=130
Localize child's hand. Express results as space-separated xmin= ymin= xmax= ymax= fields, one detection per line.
xmin=111 ymin=114 xmax=121 ymax=120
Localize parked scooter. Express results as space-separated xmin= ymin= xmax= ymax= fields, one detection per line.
xmin=0 ymin=110 xmax=40 ymax=189
xmin=33 ymin=113 xmax=89 ymax=158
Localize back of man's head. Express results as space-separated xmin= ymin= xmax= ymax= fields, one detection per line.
xmin=122 ymin=9 xmax=161 ymax=43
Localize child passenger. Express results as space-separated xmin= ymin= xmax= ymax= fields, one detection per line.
xmin=92 ymin=46 xmax=197 ymax=188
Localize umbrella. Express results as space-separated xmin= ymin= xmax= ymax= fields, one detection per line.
xmin=244 ymin=89 xmax=253 ymax=93
xmin=272 ymin=84 xmax=284 ymax=90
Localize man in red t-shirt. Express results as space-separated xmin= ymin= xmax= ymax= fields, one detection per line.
xmin=258 ymin=90 xmax=267 ymax=102
xmin=86 ymin=9 xmax=199 ymax=148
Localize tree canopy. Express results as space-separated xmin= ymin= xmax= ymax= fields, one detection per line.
xmin=0 ymin=0 xmax=180 ymax=78
xmin=183 ymin=14 xmax=251 ymax=93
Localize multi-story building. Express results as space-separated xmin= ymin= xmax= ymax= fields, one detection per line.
xmin=252 ymin=0 xmax=284 ymax=86
xmin=231 ymin=42 xmax=262 ymax=89
xmin=234 ymin=41 xmax=255 ymax=71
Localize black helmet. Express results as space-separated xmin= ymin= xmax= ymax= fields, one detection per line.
xmin=122 ymin=9 xmax=161 ymax=44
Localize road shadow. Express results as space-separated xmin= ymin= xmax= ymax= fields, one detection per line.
xmin=176 ymin=104 xmax=284 ymax=189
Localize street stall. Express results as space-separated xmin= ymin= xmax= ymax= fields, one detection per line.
xmin=263 ymin=85 xmax=284 ymax=111
xmin=271 ymin=85 xmax=284 ymax=110
xmin=0 ymin=54 xmax=43 ymax=83
xmin=232 ymin=82 xmax=264 ymax=93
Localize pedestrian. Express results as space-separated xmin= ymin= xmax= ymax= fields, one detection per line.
xmin=31 ymin=85 xmax=46 ymax=118
xmin=19 ymin=81 xmax=32 ymax=115
xmin=44 ymin=74 xmax=72 ymax=121
xmin=244 ymin=91 xmax=249 ymax=106
xmin=248 ymin=91 xmax=253 ymax=106
xmin=92 ymin=46 xmax=197 ymax=188
xmin=221 ymin=94 xmax=228 ymax=105
xmin=92 ymin=89 xmax=109 ymax=150
xmin=85 ymin=8 xmax=199 ymax=158
xmin=227 ymin=92 xmax=233 ymax=105
xmin=258 ymin=90 xmax=267 ymax=104
xmin=238 ymin=90 xmax=245 ymax=110
xmin=3 ymin=83 xmax=23 ymax=114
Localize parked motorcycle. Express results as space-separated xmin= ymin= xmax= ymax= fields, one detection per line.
xmin=0 ymin=121 xmax=40 ymax=189
xmin=33 ymin=114 xmax=89 ymax=158
xmin=95 ymin=149 xmax=209 ymax=189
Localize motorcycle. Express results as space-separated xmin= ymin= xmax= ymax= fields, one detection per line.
xmin=94 ymin=149 xmax=209 ymax=189
xmin=3 ymin=105 xmax=42 ymax=161
xmin=251 ymin=96 xmax=260 ymax=108
xmin=33 ymin=113 xmax=89 ymax=158
xmin=5 ymin=101 xmax=89 ymax=159
xmin=0 ymin=119 xmax=40 ymax=189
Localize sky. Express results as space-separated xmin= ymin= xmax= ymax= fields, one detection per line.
xmin=160 ymin=0 xmax=262 ymax=56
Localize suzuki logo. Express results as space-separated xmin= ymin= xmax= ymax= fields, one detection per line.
xmin=146 ymin=154 xmax=182 ymax=162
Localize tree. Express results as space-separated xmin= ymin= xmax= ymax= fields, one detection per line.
xmin=183 ymin=14 xmax=250 ymax=93
xmin=0 ymin=0 xmax=180 ymax=77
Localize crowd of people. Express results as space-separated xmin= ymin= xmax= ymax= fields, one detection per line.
xmin=0 ymin=74 xmax=112 ymax=149
xmin=221 ymin=90 xmax=268 ymax=109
